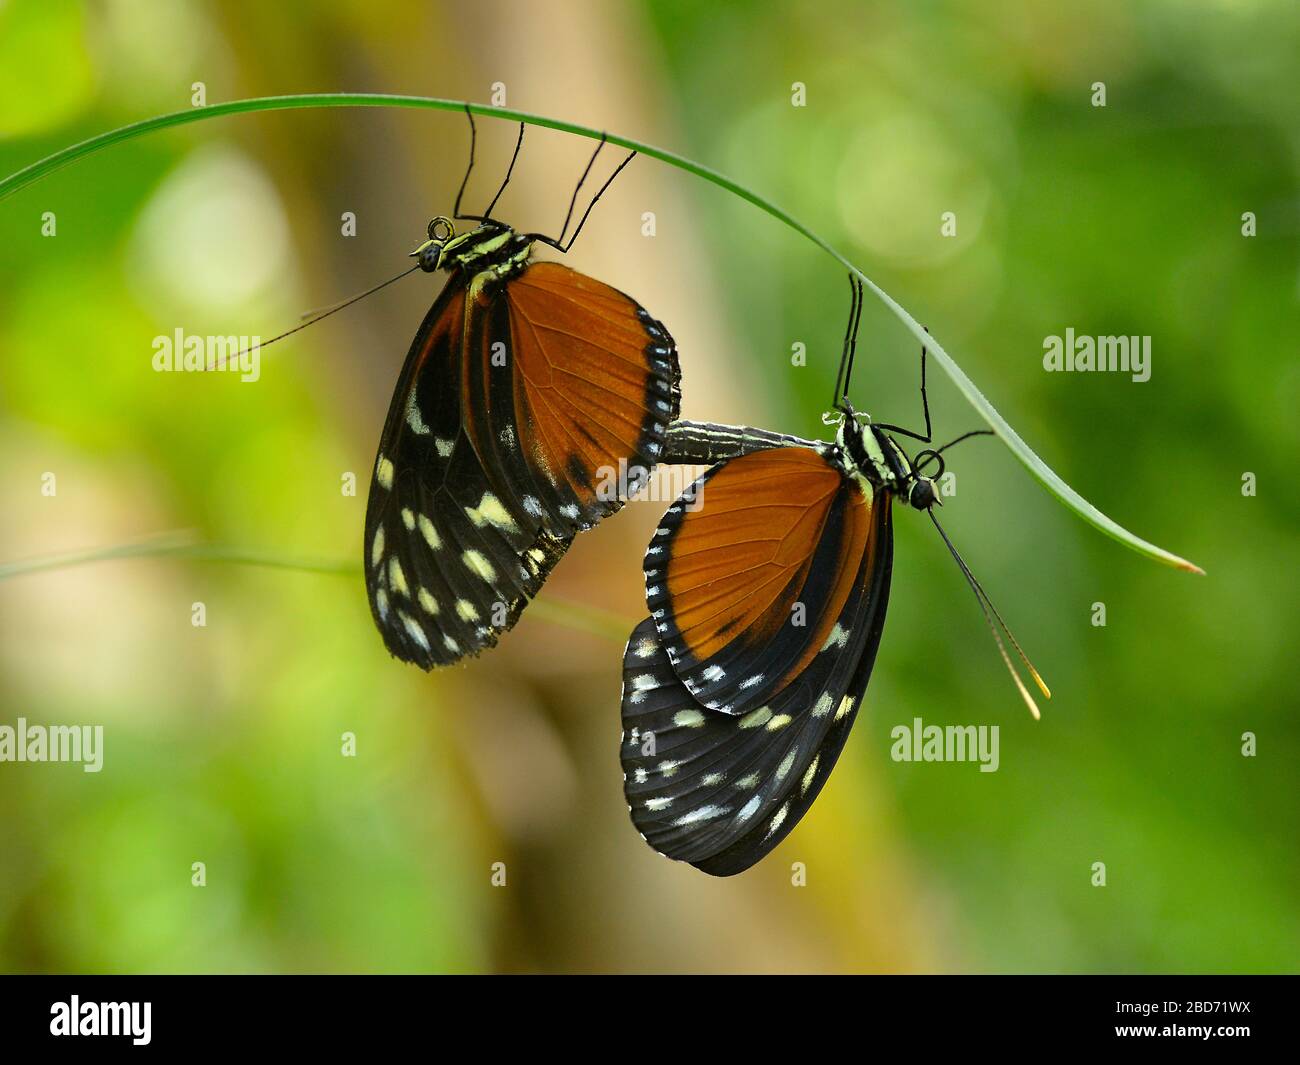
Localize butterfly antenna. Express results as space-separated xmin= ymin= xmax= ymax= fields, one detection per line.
xmin=833 ymin=274 xmax=864 ymax=409
xmin=560 ymin=147 xmax=636 ymax=253
xmin=928 ymin=510 xmax=1051 ymax=719
xmin=913 ymin=429 xmax=994 ymax=478
xmin=453 ymin=103 xmax=477 ymax=220
xmin=933 ymin=429 xmax=994 ymax=456
xmin=557 ymin=133 xmax=607 ymax=246
xmin=481 ymin=121 xmax=524 ymax=221
xmin=233 ymin=264 xmax=421 ymax=360
xmin=833 ymin=275 xmax=854 ymax=407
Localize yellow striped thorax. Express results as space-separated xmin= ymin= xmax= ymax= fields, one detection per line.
xmin=411 ymin=217 xmax=534 ymax=286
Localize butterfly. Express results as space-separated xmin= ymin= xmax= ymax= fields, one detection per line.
xmin=620 ymin=276 xmax=1049 ymax=876
xmin=363 ymin=112 xmax=681 ymax=669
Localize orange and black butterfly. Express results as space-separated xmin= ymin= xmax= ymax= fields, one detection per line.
xmin=364 ymin=113 xmax=680 ymax=668
xmin=621 ymin=277 xmax=1048 ymax=876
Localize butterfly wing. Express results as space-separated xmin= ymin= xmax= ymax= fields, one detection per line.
xmin=645 ymin=445 xmax=873 ymax=715
xmin=481 ymin=262 xmax=680 ymax=530
xmin=365 ymin=261 xmax=680 ymax=668
xmin=622 ymin=454 xmax=893 ymax=876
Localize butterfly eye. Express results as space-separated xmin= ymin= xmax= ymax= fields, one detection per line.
xmin=427 ymin=216 xmax=454 ymax=242
xmin=416 ymin=245 xmax=442 ymax=272
xmin=908 ymin=477 xmax=938 ymax=510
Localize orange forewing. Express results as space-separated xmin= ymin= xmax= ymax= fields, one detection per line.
xmin=664 ymin=446 xmax=872 ymax=689
xmin=505 ymin=262 xmax=670 ymax=505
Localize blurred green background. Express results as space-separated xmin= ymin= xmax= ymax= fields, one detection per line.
xmin=0 ymin=0 xmax=1296 ymax=973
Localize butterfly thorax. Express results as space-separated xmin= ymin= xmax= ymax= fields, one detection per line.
xmin=836 ymin=417 xmax=936 ymax=509
xmin=442 ymin=221 xmax=533 ymax=274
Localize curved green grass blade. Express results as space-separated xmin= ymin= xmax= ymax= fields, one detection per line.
xmin=0 ymin=93 xmax=1201 ymax=573
xmin=0 ymin=531 xmax=632 ymax=644
xmin=853 ymin=286 xmax=1206 ymax=575
xmin=0 ymin=530 xmax=356 ymax=580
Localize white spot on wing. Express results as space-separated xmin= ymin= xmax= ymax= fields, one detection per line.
xmin=465 ymin=492 xmax=518 ymax=532
xmin=821 ymin=623 xmax=850 ymax=651
xmin=765 ymin=802 xmax=790 ymax=839
xmin=405 ymin=389 xmax=431 ymax=435
xmin=462 ymin=549 xmax=496 ymax=583
xmin=388 ymin=557 xmax=409 ymax=597
xmin=801 ymin=756 xmax=820 ymax=794
xmin=399 ymin=612 xmax=429 ymax=650
xmin=775 ymin=748 xmax=798 ymax=781
xmin=417 ymin=514 xmax=441 ymax=550
xmin=674 ymin=805 xmax=729 ymax=827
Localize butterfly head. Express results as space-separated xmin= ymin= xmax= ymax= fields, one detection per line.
xmin=411 ymin=216 xmax=457 ymax=272
xmin=905 ymin=466 xmax=940 ymax=509
xmin=893 ymin=439 xmax=944 ymax=511
xmin=410 ymin=217 xmax=531 ymax=279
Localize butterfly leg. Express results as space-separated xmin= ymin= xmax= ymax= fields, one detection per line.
xmin=548 ymin=133 xmax=607 ymax=248
xmin=455 ymin=111 xmax=525 ymax=224
xmin=833 ymin=271 xmax=933 ymax=443
xmin=528 ymin=143 xmax=637 ymax=254
xmin=871 ymin=332 xmax=933 ymax=443
xmin=452 ymin=104 xmax=477 ymax=221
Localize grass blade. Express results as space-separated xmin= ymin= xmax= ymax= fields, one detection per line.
xmin=0 ymin=93 xmax=1202 ymax=573
xmin=0 ymin=531 xmax=632 ymax=643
